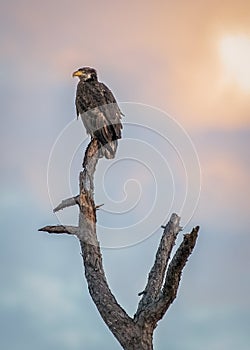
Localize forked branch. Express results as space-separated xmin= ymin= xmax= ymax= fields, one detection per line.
xmin=39 ymin=137 xmax=199 ymax=350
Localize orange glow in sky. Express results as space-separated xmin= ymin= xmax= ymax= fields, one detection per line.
xmin=219 ymin=35 xmax=250 ymax=92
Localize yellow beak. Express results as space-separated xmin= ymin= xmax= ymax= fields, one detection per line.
xmin=72 ymin=70 xmax=83 ymax=78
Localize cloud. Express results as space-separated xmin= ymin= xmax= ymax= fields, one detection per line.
xmin=2 ymin=0 xmax=250 ymax=130
xmin=1 ymin=2 xmax=250 ymax=349
xmin=0 ymin=271 xmax=77 ymax=322
xmin=194 ymin=128 xmax=250 ymax=228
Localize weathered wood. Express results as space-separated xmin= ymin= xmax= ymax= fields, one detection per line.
xmin=39 ymin=137 xmax=200 ymax=349
xmin=38 ymin=225 xmax=78 ymax=235
xmin=77 ymin=139 xmax=140 ymax=348
xmin=53 ymin=195 xmax=79 ymax=212
xmin=138 ymin=226 xmax=199 ymax=326
xmin=135 ymin=213 xmax=182 ymax=319
xmin=158 ymin=226 xmax=199 ymax=316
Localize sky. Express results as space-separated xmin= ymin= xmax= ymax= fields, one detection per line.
xmin=0 ymin=0 xmax=250 ymax=349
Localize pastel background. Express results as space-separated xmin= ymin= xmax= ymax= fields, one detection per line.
xmin=1 ymin=1 xmax=249 ymax=349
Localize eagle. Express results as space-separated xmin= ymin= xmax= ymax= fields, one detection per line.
xmin=72 ymin=67 xmax=123 ymax=159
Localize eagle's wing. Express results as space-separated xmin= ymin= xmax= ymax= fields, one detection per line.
xmin=75 ymin=82 xmax=99 ymax=135
xmin=97 ymin=83 xmax=123 ymax=140
xmin=75 ymin=80 xmax=122 ymax=158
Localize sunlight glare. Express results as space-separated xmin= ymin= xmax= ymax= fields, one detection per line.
xmin=219 ymin=35 xmax=250 ymax=92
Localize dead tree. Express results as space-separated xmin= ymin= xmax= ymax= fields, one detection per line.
xmin=39 ymin=138 xmax=199 ymax=350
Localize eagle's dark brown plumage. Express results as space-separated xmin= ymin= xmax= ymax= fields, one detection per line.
xmin=72 ymin=67 xmax=123 ymax=159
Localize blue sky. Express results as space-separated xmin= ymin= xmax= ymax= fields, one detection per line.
xmin=1 ymin=1 xmax=250 ymax=349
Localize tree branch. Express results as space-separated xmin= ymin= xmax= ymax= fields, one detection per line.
xmin=53 ymin=196 xmax=79 ymax=212
xmin=77 ymin=138 xmax=138 ymax=349
xmin=135 ymin=213 xmax=182 ymax=319
xmin=163 ymin=226 xmax=199 ymax=300
xmin=39 ymin=135 xmax=200 ymax=349
xmin=38 ymin=225 xmax=79 ymax=235
xmin=149 ymin=226 xmax=199 ymax=322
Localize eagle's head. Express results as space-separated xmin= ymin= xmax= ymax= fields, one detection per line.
xmin=72 ymin=67 xmax=97 ymax=81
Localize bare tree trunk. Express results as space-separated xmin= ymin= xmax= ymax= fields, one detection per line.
xmin=39 ymin=138 xmax=199 ymax=349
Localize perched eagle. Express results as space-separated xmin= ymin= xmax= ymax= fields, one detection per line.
xmin=72 ymin=67 xmax=123 ymax=159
